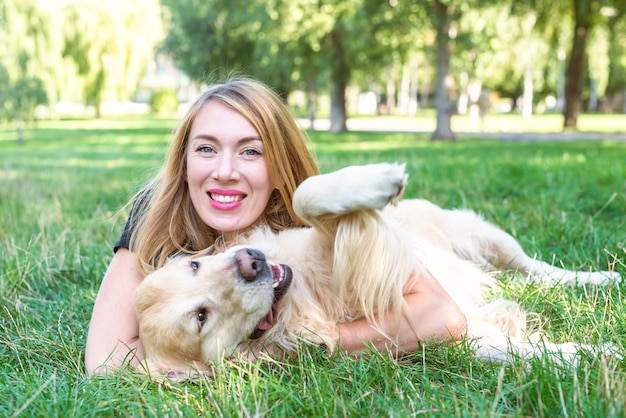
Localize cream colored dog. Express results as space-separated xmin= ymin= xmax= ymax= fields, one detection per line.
xmin=135 ymin=163 xmax=620 ymax=379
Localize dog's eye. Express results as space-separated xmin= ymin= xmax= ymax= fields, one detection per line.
xmin=196 ymin=308 xmax=208 ymax=330
xmin=190 ymin=260 xmax=200 ymax=271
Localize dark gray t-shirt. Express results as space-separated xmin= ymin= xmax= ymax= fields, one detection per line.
xmin=114 ymin=190 xmax=149 ymax=252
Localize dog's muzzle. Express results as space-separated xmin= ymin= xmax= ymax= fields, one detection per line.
xmin=248 ymin=262 xmax=293 ymax=339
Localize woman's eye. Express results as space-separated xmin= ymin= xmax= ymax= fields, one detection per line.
xmin=242 ymin=148 xmax=262 ymax=157
xmin=196 ymin=145 xmax=215 ymax=154
xmin=190 ymin=260 xmax=200 ymax=270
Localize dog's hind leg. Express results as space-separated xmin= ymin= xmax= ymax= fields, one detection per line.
xmin=486 ymin=227 xmax=621 ymax=286
xmin=442 ymin=210 xmax=621 ymax=286
xmin=466 ymin=317 xmax=582 ymax=365
xmin=293 ymin=163 xmax=417 ymax=325
xmin=293 ymin=163 xmax=408 ymax=222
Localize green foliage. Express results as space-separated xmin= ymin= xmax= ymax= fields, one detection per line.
xmin=0 ymin=60 xmax=48 ymax=134
xmin=605 ymin=3 xmax=626 ymax=98
xmin=3 ymin=0 xmax=626 ymax=132
xmin=0 ymin=62 xmax=12 ymax=118
xmin=0 ymin=1 xmax=49 ymax=127
xmin=12 ymin=77 xmax=48 ymax=118
xmin=1 ymin=115 xmax=625 ymax=415
xmin=149 ymin=88 xmax=179 ymax=114
xmin=160 ymin=0 xmax=292 ymax=90
xmin=61 ymin=0 xmax=163 ymax=116
xmin=0 ymin=0 xmax=162 ymax=116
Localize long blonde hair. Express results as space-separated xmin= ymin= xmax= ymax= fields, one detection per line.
xmin=130 ymin=78 xmax=320 ymax=272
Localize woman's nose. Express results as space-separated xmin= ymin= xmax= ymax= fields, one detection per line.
xmin=213 ymin=155 xmax=240 ymax=181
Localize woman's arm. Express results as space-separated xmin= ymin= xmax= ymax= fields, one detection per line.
xmin=84 ymin=248 xmax=145 ymax=375
xmin=336 ymin=268 xmax=467 ymax=355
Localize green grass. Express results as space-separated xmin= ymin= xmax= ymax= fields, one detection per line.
xmin=1 ymin=115 xmax=625 ymax=416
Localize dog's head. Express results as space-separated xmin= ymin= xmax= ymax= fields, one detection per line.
xmin=135 ymin=246 xmax=292 ymax=375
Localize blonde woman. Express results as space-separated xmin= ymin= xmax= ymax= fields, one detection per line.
xmin=84 ymin=78 xmax=465 ymax=375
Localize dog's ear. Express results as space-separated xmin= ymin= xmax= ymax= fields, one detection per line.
xmin=137 ymin=358 xmax=182 ymax=382
xmin=165 ymin=369 xmax=195 ymax=383
xmin=138 ymin=358 xmax=213 ymax=382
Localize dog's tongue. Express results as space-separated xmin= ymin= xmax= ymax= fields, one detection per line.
xmin=257 ymin=309 xmax=274 ymax=331
xmin=248 ymin=308 xmax=274 ymax=339
xmin=249 ymin=263 xmax=292 ymax=340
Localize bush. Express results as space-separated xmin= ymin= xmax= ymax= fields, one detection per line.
xmin=149 ymin=88 xmax=179 ymax=114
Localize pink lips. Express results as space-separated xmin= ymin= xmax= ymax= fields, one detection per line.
xmin=208 ymin=188 xmax=246 ymax=211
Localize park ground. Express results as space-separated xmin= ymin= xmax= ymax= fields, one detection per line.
xmin=298 ymin=113 xmax=626 ymax=141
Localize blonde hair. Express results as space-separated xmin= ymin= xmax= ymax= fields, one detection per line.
xmin=130 ymin=78 xmax=320 ymax=272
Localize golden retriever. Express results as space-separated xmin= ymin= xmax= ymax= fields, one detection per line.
xmin=135 ymin=163 xmax=620 ymax=379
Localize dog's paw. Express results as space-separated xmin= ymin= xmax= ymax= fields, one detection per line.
xmin=578 ymin=342 xmax=624 ymax=361
xmin=577 ymin=270 xmax=622 ymax=286
xmin=294 ymin=163 xmax=408 ymax=217
xmin=353 ymin=162 xmax=407 ymax=208
xmin=529 ymin=266 xmax=622 ymax=287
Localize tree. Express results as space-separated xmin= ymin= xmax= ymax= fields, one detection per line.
xmin=289 ymin=2 xmax=333 ymax=129
xmin=562 ymin=1 xmax=598 ymax=128
xmin=521 ymin=0 xmax=610 ymax=129
xmin=0 ymin=62 xmax=49 ymax=143
xmin=0 ymin=0 xmax=160 ymax=119
xmin=0 ymin=0 xmax=50 ymax=141
xmin=62 ymin=0 xmax=162 ymax=117
xmin=604 ymin=2 xmax=626 ymax=111
xmin=160 ymin=0 xmax=296 ymax=95
xmin=327 ymin=18 xmax=350 ymax=132
xmin=430 ymin=0 xmax=457 ymax=141
xmin=11 ymin=77 xmax=48 ymax=144
xmin=0 ymin=0 xmax=65 ymax=105
xmin=160 ymin=0 xmax=381 ymax=132
xmin=390 ymin=0 xmax=488 ymax=140
xmin=323 ymin=0 xmax=418 ymax=132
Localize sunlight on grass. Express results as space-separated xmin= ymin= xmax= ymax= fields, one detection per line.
xmin=311 ymin=131 xmax=432 ymax=153
xmin=453 ymin=112 xmax=626 ymax=133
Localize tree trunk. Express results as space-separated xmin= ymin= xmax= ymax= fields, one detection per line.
xmin=556 ymin=48 xmax=566 ymax=112
xmin=431 ymin=0 xmax=455 ymax=141
xmin=605 ymin=13 xmax=626 ymax=111
xmin=328 ymin=23 xmax=348 ymax=133
xmin=15 ymin=114 xmax=24 ymax=145
xmin=588 ymin=78 xmax=598 ymax=111
xmin=409 ymin=54 xmax=419 ymax=115
xmin=563 ymin=0 xmax=593 ymax=129
xmin=306 ymin=70 xmax=317 ymax=131
xmin=522 ymin=66 xmax=533 ymax=119
xmin=386 ymin=67 xmax=396 ymax=113
xmin=399 ymin=61 xmax=410 ymax=114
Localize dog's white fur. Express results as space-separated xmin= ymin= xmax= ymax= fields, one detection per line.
xmin=135 ymin=163 xmax=621 ymax=378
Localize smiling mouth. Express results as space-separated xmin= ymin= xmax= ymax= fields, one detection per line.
xmin=209 ymin=193 xmax=245 ymax=203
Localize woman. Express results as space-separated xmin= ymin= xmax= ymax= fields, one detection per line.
xmin=85 ymin=78 xmax=466 ymax=376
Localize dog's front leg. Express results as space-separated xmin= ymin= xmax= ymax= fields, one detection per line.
xmin=293 ymin=163 xmax=408 ymax=222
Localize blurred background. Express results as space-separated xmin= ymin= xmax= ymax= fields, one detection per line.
xmin=1 ymin=0 xmax=625 ymax=138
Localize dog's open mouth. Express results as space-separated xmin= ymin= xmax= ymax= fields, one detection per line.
xmin=248 ymin=263 xmax=293 ymax=339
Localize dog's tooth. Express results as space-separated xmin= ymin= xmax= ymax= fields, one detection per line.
xmin=272 ymin=273 xmax=282 ymax=288
xmin=271 ymin=264 xmax=284 ymax=287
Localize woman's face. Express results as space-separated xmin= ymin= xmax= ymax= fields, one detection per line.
xmin=186 ymin=100 xmax=276 ymax=234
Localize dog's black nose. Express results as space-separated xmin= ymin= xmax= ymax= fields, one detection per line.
xmin=236 ymin=248 xmax=266 ymax=281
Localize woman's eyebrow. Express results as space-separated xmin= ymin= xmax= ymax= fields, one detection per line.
xmin=190 ymin=134 xmax=262 ymax=144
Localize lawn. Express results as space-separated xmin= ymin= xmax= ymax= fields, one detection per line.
xmin=1 ymin=114 xmax=625 ymax=416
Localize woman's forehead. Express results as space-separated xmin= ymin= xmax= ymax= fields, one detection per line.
xmin=189 ymin=101 xmax=259 ymax=138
